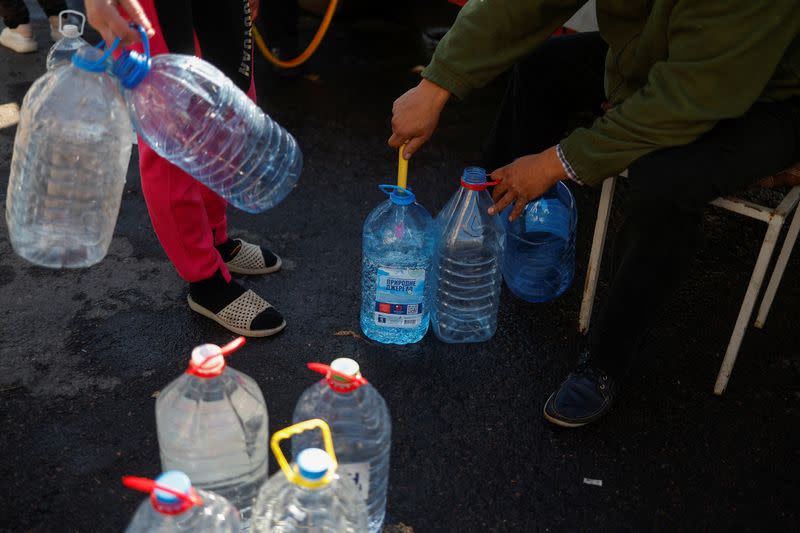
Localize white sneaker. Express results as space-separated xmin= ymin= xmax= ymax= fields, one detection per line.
xmin=0 ymin=27 xmax=38 ymax=53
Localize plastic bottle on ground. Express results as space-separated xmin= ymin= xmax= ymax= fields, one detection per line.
xmin=123 ymin=471 xmax=241 ymax=532
xmin=111 ymin=27 xmax=302 ymax=213
xmin=46 ymin=11 xmax=88 ymax=70
xmin=6 ymin=45 xmax=131 ymax=268
xmin=155 ymin=338 xmax=268 ymax=527
xmin=292 ymin=359 xmax=391 ymax=533
xmin=432 ymin=167 xmax=505 ymax=343
xmin=253 ymin=420 xmax=368 ymax=532
xmin=502 ymin=181 xmax=577 ymax=302
xmin=360 ymin=185 xmax=435 ymax=344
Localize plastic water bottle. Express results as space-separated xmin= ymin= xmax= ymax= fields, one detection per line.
xmin=155 ymin=338 xmax=268 ymax=526
xmin=360 ymin=185 xmax=435 ymax=344
xmin=432 ymin=167 xmax=505 ymax=343
xmin=6 ymin=45 xmax=132 ymax=268
xmin=123 ymin=471 xmax=241 ymax=532
xmin=502 ymin=181 xmax=577 ymax=302
xmin=292 ymin=359 xmax=391 ymax=533
xmin=253 ymin=420 xmax=368 ymax=532
xmin=46 ymin=10 xmax=88 ymax=70
xmin=111 ymin=27 xmax=302 ymax=213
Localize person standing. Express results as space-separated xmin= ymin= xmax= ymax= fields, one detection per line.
xmin=85 ymin=0 xmax=287 ymax=337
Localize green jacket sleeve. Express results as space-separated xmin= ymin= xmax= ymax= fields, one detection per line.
xmin=423 ymin=0 xmax=587 ymax=99
xmin=560 ymin=1 xmax=800 ymax=187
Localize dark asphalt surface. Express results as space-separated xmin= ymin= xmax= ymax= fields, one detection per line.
xmin=1 ymin=2 xmax=799 ymax=532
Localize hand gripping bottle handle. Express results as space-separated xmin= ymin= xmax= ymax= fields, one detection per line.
xmin=271 ymin=419 xmax=338 ymax=489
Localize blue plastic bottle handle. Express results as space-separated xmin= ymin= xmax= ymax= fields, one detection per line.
xmin=378 ymin=184 xmax=415 ymax=205
xmin=112 ymin=24 xmax=152 ymax=89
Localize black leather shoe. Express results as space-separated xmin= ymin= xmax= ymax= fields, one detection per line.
xmin=543 ymin=363 xmax=616 ymax=428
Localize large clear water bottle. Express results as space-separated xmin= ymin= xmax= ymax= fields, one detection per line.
xmin=111 ymin=27 xmax=302 ymax=213
xmin=502 ymin=181 xmax=577 ymax=302
xmin=360 ymin=185 xmax=435 ymax=344
xmin=253 ymin=420 xmax=368 ymax=532
xmin=432 ymin=167 xmax=505 ymax=343
xmin=46 ymin=10 xmax=88 ymax=70
xmin=123 ymin=471 xmax=241 ymax=532
xmin=155 ymin=338 xmax=268 ymax=526
xmin=292 ymin=359 xmax=391 ymax=533
xmin=6 ymin=45 xmax=131 ymax=268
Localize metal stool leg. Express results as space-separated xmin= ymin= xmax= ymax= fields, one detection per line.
xmin=714 ymin=217 xmax=784 ymax=395
xmin=755 ymin=202 xmax=800 ymax=328
xmin=579 ymin=177 xmax=616 ymax=334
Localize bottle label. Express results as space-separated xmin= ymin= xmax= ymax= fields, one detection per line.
xmin=373 ymin=267 xmax=425 ymax=328
xmin=338 ymin=462 xmax=370 ymax=500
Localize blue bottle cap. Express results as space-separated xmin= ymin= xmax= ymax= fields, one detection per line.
xmin=72 ymin=41 xmax=117 ymax=72
xmin=296 ymin=448 xmax=332 ymax=481
xmin=153 ymin=471 xmax=192 ymax=505
xmin=379 ymin=184 xmax=416 ymax=205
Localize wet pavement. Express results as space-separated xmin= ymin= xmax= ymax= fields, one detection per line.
xmin=1 ymin=2 xmax=799 ymax=531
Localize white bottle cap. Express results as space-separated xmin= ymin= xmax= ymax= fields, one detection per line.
xmin=61 ymin=24 xmax=80 ymax=38
xmin=330 ymin=358 xmax=359 ymax=376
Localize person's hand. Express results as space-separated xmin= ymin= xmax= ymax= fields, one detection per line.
xmin=85 ymin=0 xmax=154 ymax=46
xmin=389 ymin=79 xmax=450 ymax=159
xmin=488 ymin=147 xmax=567 ymax=221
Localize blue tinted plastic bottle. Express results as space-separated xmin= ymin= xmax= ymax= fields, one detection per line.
xmin=432 ymin=167 xmax=504 ymax=343
xmin=502 ymin=181 xmax=577 ymax=302
xmin=360 ymin=186 xmax=435 ymax=344
xmin=111 ymin=27 xmax=302 ymax=213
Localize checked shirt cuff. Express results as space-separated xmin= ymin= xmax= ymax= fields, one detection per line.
xmin=556 ymin=144 xmax=583 ymax=185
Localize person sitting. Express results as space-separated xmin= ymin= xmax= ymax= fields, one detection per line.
xmin=389 ymin=1 xmax=800 ymax=427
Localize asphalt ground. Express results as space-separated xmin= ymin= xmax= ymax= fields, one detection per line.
xmin=1 ymin=2 xmax=799 ymax=531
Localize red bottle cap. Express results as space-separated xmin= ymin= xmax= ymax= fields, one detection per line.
xmin=122 ymin=474 xmax=204 ymax=515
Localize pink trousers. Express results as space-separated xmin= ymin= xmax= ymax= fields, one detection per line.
xmin=136 ymin=0 xmax=256 ymax=283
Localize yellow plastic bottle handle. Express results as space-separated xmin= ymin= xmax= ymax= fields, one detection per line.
xmin=397 ymin=144 xmax=409 ymax=191
xmin=270 ymin=419 xmax=338 ymax=489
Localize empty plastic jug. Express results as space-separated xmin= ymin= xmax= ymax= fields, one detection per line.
xmin=502 ymin=181 xmax=577 ymax=302
xmin=123 ymin=471 xmax=241 ymax=532
xmin=253 ymin=419 xmax=368 ymax=532
xmin=46 ymin=10 xmax=88 ymax=70
xmin=156 ymin=338 xmax=268 ymax=526
xmin=360 ymin=185 xmax=435 ymax=344
xmin=6 ymin=43 xmax=132 ymax=268
xmin=111 ymin=25 xmax=302 ymax=213
xmin=292 ymin=359 xmax=391 ymax=533
xmin=432 ymin=167 xmax=504 ymax=343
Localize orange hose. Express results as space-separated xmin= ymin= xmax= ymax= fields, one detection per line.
xmin=253 ymin=0 xmax=338 ymax=69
